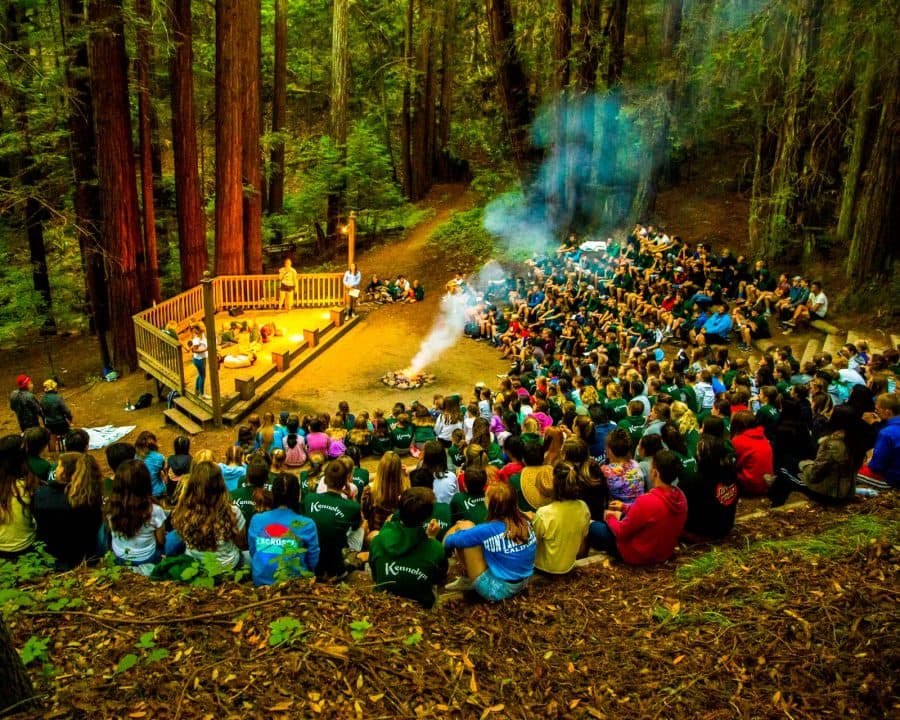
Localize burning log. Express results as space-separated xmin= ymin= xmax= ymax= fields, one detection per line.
xmin=381 ymin=368 xmax=436 ymax=389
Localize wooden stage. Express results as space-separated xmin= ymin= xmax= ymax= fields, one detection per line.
xmin=166 ymin=306 xmax=356 ymax=431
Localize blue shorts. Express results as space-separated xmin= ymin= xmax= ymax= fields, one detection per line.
xmin=473 ymin=567 xmax=528 ymax=602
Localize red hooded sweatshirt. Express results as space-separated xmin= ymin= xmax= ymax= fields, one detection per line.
xmin=732 ymin=425 xmax=773 ymax=496
xmin=606 ymin=486 xmax=687 ymax=565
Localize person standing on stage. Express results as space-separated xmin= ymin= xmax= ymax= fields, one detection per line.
xmin=343 ymin=262 xmax=361 ymax=318
xmin=278 ymin=258 xmax=298 ymax=311
xmin=186 ymin=322 xmax=209 ymax=398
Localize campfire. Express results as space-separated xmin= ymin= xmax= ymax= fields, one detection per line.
xmin=381 ymin=367 xmax=435 ymax=389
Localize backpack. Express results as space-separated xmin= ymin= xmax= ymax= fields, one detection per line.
xmin=133 ymin=393 xmax=153 ymax=410
xmin=284 ymin=434 xmax=307 ymax=466
xmin=166 ymin=390 xmax=180 ymax=409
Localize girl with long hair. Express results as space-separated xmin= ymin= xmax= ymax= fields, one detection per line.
xmin=34 ymin=452 xmax=104 ymax=568
xmin=257 ymin=412 xmax=286 ymax=455
xmin=443 ymin=482 xmax=536 ymax=601
xmin=171 ymin=460 xmax=247 ymax=574
xmin=135 ymin=430 xmax=166 ymax=498
xmin=411 ymin=441 xmax=458 ymax=504
xmin=361 ymin=451 xmax=410 ymax=541
xmin=0 ymin=434 xmax=36 ymax=558
xmin=435 ymin=395 xmax=464 ymax=448
xmin=106 ymin=459 xmax=167 ymax=565
xmin=283 ymin=414 xmax=309 ymax=467
xmin=219 ymin=445 xmax=247 ymax=492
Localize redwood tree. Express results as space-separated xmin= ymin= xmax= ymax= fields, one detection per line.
xmin=0 ymin=616 xmax=34 ymax=714
xmin=214 ymin=0 xmax=245 ymax=275
xmin=88 ymin=0 xmax=141 ymax=371
xmin=268 ymin=0 xmax=287 ymax=215
xmin=169 ymin=0 xmax=208 ymax=288
xmin=327 ymin=0 xmax=350 ymax=236
xmin=241 ymin=0 xmax=263 ymax=273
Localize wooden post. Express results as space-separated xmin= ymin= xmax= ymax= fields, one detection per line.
xmin=347 ymin=210 xmax=356 ymax=268
xmin=201 ymin=273 xmax=222 ymax=427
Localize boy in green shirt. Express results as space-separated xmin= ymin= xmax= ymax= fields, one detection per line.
xmin=450 ymin=467 xmax=488 ymax=524
xmin=369 ymin=488 xmax=448 ymax=608
xmin=303 ymin=460 xmax=362 ymax=579
xmin=617 ymin=400 xmax=646 ymax=446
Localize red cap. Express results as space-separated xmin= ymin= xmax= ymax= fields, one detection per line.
xmin=16 ymin=374 xmax=31 ymax=390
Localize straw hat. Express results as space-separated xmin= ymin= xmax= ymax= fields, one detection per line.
xmin=519 ymin=465 xmax=554 ymax=510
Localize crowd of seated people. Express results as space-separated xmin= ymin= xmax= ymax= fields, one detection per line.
xmin=363 ymin=274 xmax=424 ymax=304
xmin=1 ymin=231 xmax=898 ymax=609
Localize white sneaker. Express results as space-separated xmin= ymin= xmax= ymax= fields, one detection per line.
xmin=201 ymin=393 xmax=212 ymax=400
xmin=444 ymin=576 xmax=473 ymax=591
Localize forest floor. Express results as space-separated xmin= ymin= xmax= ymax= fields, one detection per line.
xmin=2 ymin=177 xmax=899 ymax=717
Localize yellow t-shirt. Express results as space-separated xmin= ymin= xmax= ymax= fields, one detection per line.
xmin=0 ymin=480 xmax=36 ymax=553
xmin=533 ymin=499 xmax=590 ymax=574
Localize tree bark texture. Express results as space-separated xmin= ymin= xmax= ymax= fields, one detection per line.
xmin=605 ymin=0 xmax=628 ymax=88
xmin=241 ymin=0 xmax=263 ymax=273
xmin=0 ymin=615 xmax=34 ymax=714
xmin=268 ymin=0 xmax=287 ymax=215
xmin=136 ymin=0 xmax=160 ymax=304
xmin=169 ymin=0 xmax=208 ymax=289
xmin=549 ymin=0 xmax=573 ymax=233
xmin=88 ymin=0 xmax=141 ymax=371
xmin=327 ymin=0 xmax=350 ymax=237
xmin=215 ymin=0 xmax=245 ymax=275
xmin=60 ymin=0 xmax=111 ymax=367
xmin=485 ymin=0 xmax=541 ymax=185
xmin=435 ymin=0 xmax=457 ymax=181
xmin=844 ymin=50 xmax=899 ymax=282
xmin=411 ymin=0 xmax=436 ymax=200
xmin=762 ymin=0 xmax=825 ymax=260
xmin=401 ymin=0 xmax=414 ymax=198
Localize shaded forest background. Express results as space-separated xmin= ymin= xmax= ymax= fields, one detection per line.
xmin=0 ymin=0 xmax=897 ymax=372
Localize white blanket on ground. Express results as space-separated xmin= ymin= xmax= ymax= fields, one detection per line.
xmin=86 ymin=425 xmax=136 ymax=450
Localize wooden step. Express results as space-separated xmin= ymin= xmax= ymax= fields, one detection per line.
xmin=821 ymin=332 xmax=843 ymax=359
xmin=174 ymin=395 xmax=214 ymax=425
xmin=799 ymin=338 xmax=821 ymax=368
xmin=811 ymin=319 xmax=841 ymax=335
xmin=164 ymin=408 xmax=203 ymax=435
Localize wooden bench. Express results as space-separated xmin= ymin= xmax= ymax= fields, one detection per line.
xmin=303 ymin=328 xmax=320 ymax=349
xmin=234 ymin=376 xmax=256 ymax=400
xmin=271 ymin=350 xmax=291 ymax=372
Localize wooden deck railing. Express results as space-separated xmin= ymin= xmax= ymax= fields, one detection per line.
xmin=133 ymin=272 xmax=345 ymax=392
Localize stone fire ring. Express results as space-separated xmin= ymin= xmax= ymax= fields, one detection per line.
xmin=381 ymin=371 xmax=436 ymax=390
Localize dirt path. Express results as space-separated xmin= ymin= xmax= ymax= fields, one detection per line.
xmin=0 ymin=184 xmax=508 ymax=460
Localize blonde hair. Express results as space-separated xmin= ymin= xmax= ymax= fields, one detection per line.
xmin=671 ymin=401 xmax=699 ymax=434
xmin=372 ymin=452 xmax=409 ymax=506
xmin=59 ymin=453 xmax=102 ymax=509
xmin=43 ymin=379 xmax=58 ymax=392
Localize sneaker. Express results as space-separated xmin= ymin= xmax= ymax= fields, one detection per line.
xmin=201 ymin=393 xmax=212 ymax=400
xmin=444 ymin=576 xmax=474 ymax=591
xmin=782 ymin=328 xmax=792 ymax=335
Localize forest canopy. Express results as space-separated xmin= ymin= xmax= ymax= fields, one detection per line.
xmin=0 ymin=0 xmax=896 ymax=369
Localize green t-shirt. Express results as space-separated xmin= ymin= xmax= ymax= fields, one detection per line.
xmin=508 ymin=473 xmax=534 ymax=513
xmin=231 ymin=485 xmax=256 ymax=524
xmin=427 ymin=503 xmax=452 ymax=542
xmin=369 ymin=521 xmax=448 ymax=609
xmin=27 ymin=456 xmax=53 ymax=484
xmin=617 ymin=415 xmax=645 ymax=445
xmin=391 ymin=426 xmax=414 ymax=450
xmin=303 ymin=492 xmax=362 ymax=577
xmin=448 ymin=444 xmax=466 ymax=469
xmin=370 ymin=435 xmax=393 ymax=456
xmin=678 ymin=384 xmax=699 ymax=414
xmin=450 ymin=492 xmax=487 ymax=525
xmin=412 ymin=424 xmax=436 ymax=444
xmin=351 ymin=468 xmax=370 ymax=497
xmin=605 ymin=398 xmax=628 ymax=422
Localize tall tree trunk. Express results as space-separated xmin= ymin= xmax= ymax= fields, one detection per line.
xmin=60 ymin=0 xmax=111 ymax=368
xmin=549 ymin=0 xmax=573 ymax=233
xmin=435 ymin=0 xmax=457 ymax=181
xmin=411 ymin=0 xmax=435 ymax=200
xmin=844 ymin=51 xmax=899 ymax=283
xmin=215 ymin=0 xmax=245 ymax=275
xmin=169 ymin=0 xmax=208 ymax=288
xmin=88 ymin=0 xmax=142 ymax=371
xmin=763 ymin=0 xmax=825 ymax=260
xmin=484 ymin=0 xmax=540 ymax=185
xmin=0 ymin=616 xmax=34 ymax=714
xmin=136 ymin=0 xmax=160 ymax=304
xmin=401 ymin=0 xmax=414 ymax=198
xmin=573 ymin=0 xmax=602 ymax=219
xmin=242 ymin=0 xmax=263 ymax=273
xmin=605 ymin=0 xmax=628 ymax=88
xmin=629 ymin=0 xmax=680 ymax=221
xmin=268 ymin=0 xmax=286 ymax=215
xmin=328 ymin=0 xmax=350 ymax=238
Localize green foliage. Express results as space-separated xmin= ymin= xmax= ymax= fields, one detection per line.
xmin=19 ymin=635 xmax=50 ymax=667
xmin=403 ymin=631 xmax=422 ymax=646
xmin=268 ymin=616 xmax=307 ymax=647
xmin=349 ymin=618 xmax=372 ymax=641
xmin=428 ymin=208 xmax=497 ymax=264
xmin=91 ymin=552 xmax=124 ymax=586
xmin=115 ymin=653 xmax=139 ymax=675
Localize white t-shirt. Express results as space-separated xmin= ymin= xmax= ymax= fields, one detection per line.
xmin=112 ymin=504 xmax=167 ymax=563
xmin=185 ymin=503 xmax=246 ymax=574
xmin=810 ymin=291 xmax=828 ymax=318
xmin=190 ymin=334 xmax=208 ymax=359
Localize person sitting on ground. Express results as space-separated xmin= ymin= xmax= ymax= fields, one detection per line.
xmin=257 ymin=412 xmax=287 ymax=455
xmin=730 ymin=410 xmax=773 ymax=496
xmin=361 ymin=451 xmax=409 ymax=543
xmin=23 ymin=426 xmax=53 ymax=483
xmin=248 ymin=473 xmax=319 ymax=586
xmin=231 ymin=454 xmax=269 ymax=524
xmin=587 ymin=449 xmax=687 ymax=565
xmin=857 ymin=392 xmax=900 ymax=490
xmin=304 ymin=417 xmax=331 ymax=457
xmin=510 ymin=441 xmax=554 ymax=512
xmin=533 ymin=462 xmax=591 ymax=575
xmin=443 ymin=482 xmax=536 ymax=601
xmin=303 ymin=458 xmax=363 ymax=580
xmin=733 ymin=303 xmax=770 ymax=353
xmin=690 ymin=301 xmax=733 ymax=348
xmin=170 ymin=460 xmax=248 ymax=575
xmin=346 ymin=416 xmax=372 ymax=458
xmin=33 ymin=452 xmax=104 ymax=569
xmin=769 ymin=405 xmax=864 ymax=506
xmin=0 ymin=434 xmax=37 ymax=559
xmin=166 ymin=436 xmax=192 ymax=499
xmin=601 ymin=428 xmax=645 ymax=504
xmin=369 ymin=487 xmax=448 ymax=608
xmin=104 ymin=441 xmax=137 ymax=496
xmin=680 ymin=418 xmax=739 ymax=540
xmin=219 ymin=445 xmax=247 ymax=493
xmin=391 ymin=411 xmax=415 ymax=456
xmin=106 ymin=459 xmax=167 ymax=566
xmin=135 ymin=430 xmax=167 ymax=498
xmin=450 ymin=466 xmax=489 ymax=524
xmin=411 ymin=440 xmax=458 ymax=504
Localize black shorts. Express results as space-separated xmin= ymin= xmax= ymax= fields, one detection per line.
xmin=281 ymin=283 xmax=294 ymax=292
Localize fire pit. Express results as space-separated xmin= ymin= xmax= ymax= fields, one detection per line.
xmin=381 ymin=368 xmax=436 ymax=390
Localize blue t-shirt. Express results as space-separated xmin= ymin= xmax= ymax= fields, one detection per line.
xmin=141 ymin=451 xmax=166 ymax=497
xmin=219 ymin=463 xmax=247 ymax=493
xmin=248 ymin=507 xmax=320 ymax=586
xmin=443 ymin=520 xmax=536 ymax=582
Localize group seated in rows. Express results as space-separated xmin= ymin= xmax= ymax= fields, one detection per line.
xmin=364 ymin=274 xmax=424 ymax=304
